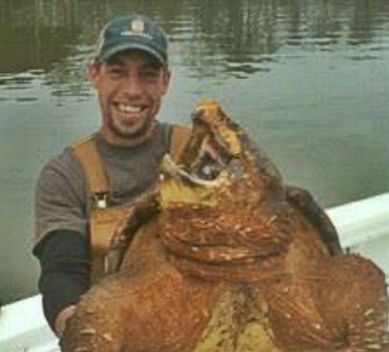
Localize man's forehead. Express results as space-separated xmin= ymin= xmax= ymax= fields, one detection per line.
xmin=105 ymin=50 xmax=163 ymax=68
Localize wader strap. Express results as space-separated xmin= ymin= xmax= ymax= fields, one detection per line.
xmin=169 ymin=125 xmax=192 ymax=163
xmin=70 ymin=125 xmax=192 ymax=283
xmin=71 ymin=136 xmax=109 ymax=195
xmin=89 ymin=206 xmax=127 ymax=282
xmin=71 ymin=136 xmax=111 ymax=283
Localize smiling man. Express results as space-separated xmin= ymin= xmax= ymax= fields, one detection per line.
xmin=91 ymin=50 xmax=170 ymax=145
xmin=91 ymin=16 xmax=171 ymax=146
xmin=32 ymin=14 xmax=190 ymax=339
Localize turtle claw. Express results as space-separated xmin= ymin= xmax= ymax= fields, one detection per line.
xmin=104 ymin=191 xmax=160 ymax=275
xmin=285 ymin=184 xmax=342 ymax=256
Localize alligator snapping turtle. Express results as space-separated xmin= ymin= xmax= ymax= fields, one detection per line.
xmin=62 ymin=100 xmax=389 ymax=352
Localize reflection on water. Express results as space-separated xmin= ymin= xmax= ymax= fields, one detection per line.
xmin=2 ymin=0 xmax=389 ymax=89
xmin=1 ymin=0 xmax=389 ymax=303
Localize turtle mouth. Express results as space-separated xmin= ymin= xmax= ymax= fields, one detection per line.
xmin=158 ymin=135 xmax=235 ymax=208
xmin=158 ymin=100 xmax=247 ymax=206
xmin=158 ymin=141 xmax=245 ymax=209
xmin=186 ymin=140 xmax=230 ymax=183
xmin=161 ymin=110 xmax=243 ymax=187
xmin=160 ymin=154 xmax=224 ymax=187
xmin=158 ymin=154 xmax=225 ymax=209
xmin=175 ymin=128 xmax=237 ymax=185
xmin=175 ymin=100 xmax=243 ymax=184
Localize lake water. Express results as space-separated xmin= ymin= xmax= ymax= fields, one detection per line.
xmin=1 ymin=0 xmax=389 ymax=304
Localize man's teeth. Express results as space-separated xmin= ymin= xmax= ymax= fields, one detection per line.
xmin=117 ymin=104 xmax=142 ymax=113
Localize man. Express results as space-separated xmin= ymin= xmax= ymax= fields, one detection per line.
xmin=33 ymin=14 xmax=189 ymax=337
xmin=33 ymin=13 xmax=343 ymax=343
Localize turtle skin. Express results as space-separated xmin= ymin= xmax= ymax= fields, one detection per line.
xmin=61 ymin=100 xmax=389 ymax=352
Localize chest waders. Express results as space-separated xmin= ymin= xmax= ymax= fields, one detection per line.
xmin=71 ymin=125 xmax=192 ymax=283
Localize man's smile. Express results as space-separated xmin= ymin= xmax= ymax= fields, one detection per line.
xmin=116 ymin=103 xmax=145 ymax=114
xmin=113 ymin=102 xmax=149 ymax=126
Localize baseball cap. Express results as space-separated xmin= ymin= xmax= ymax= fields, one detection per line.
xmin=95 ymin=14 xmax=168 ymax=65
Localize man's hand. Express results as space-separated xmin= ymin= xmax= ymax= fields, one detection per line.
xmin=55 ymin=304 xmax=77 ymax=337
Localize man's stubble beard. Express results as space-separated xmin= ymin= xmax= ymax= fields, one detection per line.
xmin=107 ymin=110 xmax=157 ymax=140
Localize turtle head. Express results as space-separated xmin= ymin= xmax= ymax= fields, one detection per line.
xmin=159 ymin=100 xmax=283 ymax=209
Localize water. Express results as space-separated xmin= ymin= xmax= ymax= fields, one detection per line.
xmin=1 ymin=0 xmax=389 ymax=304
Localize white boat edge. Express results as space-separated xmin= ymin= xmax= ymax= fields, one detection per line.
xmin=1 ymin=192 xmax=389 ymax=352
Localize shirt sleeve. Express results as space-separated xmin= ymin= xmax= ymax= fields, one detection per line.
xmin=33 ymin=148 xmax=91 ymax=331
xmin=33 ymin=229 xmax=91 ymax=331
xmin=35 ymin=148 xmax=89 ymax=246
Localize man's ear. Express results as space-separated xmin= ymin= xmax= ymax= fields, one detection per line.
xmin=87 ymin=60 xmax=101 ymax=89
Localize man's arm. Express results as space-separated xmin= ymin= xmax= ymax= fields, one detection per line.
xmin=33 ymin=149 xmax=90 ymax=335
xmin=33 ymin=229 xmax=90 ymax=336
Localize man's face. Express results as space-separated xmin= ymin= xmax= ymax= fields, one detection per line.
xmin=89 ymin=50 xmax=171 ymax=142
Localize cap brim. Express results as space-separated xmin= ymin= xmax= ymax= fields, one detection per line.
xmin=99 ymin=43 xmax=166 ymax=65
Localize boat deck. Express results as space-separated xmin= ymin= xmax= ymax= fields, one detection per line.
xmin=0 ymin=294 xmax=58 ymax=352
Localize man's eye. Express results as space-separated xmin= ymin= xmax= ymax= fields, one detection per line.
xmin=140 ymin=69 xmax=160 ymax=79
xmin=107 ymin=68 xmax=125 ymax=78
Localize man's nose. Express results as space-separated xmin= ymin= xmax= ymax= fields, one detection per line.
xmin=121 ymin=73 xmax=143 ymax=96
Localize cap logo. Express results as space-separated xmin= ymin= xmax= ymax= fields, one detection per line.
xmin=121 ymin=18 xmax=152 ymax=39
xmin=130 ymin=19 xmax=145 ymax=33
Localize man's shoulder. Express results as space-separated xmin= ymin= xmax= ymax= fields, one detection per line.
xmin=39 ymin=135 xmax=96 ymax=180
xmin=160 ymin=121 xmax=191 ymax=132
xmin=68 ymin=134 xmax=96 ymax=150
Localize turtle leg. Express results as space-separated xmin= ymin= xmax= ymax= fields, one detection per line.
xmin=285 ymin=184 xmax=342 ymax=256
xmin=60 ymin=276 xmax=128 ymax=352
xmin=319 ymin=254 xmax=389 ymax=351
xmin=61 ymin=270 xmax=220 ymax=352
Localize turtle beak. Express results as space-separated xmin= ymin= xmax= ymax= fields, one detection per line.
xmin=192 ymin=100 xmax=242 ymax=157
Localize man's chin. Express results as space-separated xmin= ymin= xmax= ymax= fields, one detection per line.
xmin=111 ymin=120 xmax=155 ymax=140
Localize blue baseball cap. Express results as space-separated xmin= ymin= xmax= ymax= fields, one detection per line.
xmin=95 ymin=14 xmax=168 ymax=65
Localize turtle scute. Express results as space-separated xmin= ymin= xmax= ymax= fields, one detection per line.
xmin=61 ymin=100 xmax=389 ymax=352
